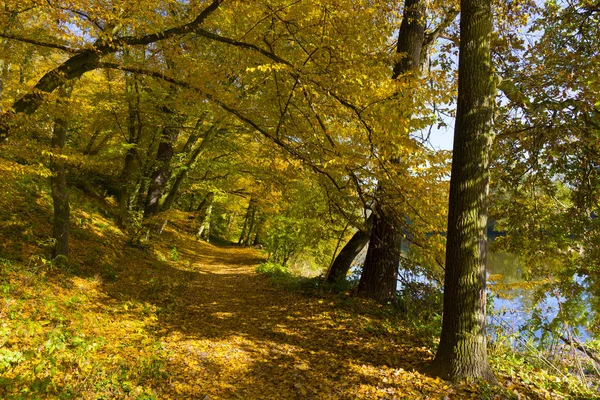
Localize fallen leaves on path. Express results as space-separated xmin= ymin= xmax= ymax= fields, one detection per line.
xmin=0 ymin=202 xmax=564 ymax=398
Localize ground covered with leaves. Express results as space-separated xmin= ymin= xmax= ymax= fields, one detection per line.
xmin=0 ymin=157 xmax=595 ymax=399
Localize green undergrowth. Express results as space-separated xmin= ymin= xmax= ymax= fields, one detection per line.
xmin=0 ymin=257 xmax=168 ymax=399
xmin=255 ymin=262 xmax=600 ymax=399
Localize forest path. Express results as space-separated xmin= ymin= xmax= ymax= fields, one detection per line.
xmin=119 ymin=222 xmax=452 ymax=399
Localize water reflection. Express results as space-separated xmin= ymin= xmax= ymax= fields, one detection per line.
xmin=350 ymin=243 xmax=593 ymax=343
xmin=487 ymin=252 xmax=590 ymax=342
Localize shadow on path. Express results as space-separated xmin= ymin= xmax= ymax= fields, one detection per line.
xmin=92 ymin=225 xmax=443 ymax=399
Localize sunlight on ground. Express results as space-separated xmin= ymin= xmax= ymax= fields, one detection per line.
xmin=0 ymin=177 xmax=582 ymax=398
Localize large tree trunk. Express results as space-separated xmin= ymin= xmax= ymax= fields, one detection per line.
xmin=358 ymin=0 xmax=425 ymax=303
xmin=357 ymin=205 xmax=402 ymax=303
xmin=50 ymin=85 xmax=73 ymax=260
xmin=251 ymin=213 xmax=266 ymax=246
xmin=427 ymin=0 xmax=496 ymax=382
xmin=238 ymin=199 xmax=255 ymax=245
xmin=326 ymin=214 xmax=373 ymax=284
xmin=242 ymin=206 xmax=257 ymax=246
xmin=143 ymin=111 xmax=182 ymax=217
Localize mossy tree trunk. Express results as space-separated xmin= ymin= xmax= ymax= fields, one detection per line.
xmin=196 ymin=192 xmax=214 ymax=241
xmin=427 ymin=0 xmax=496 ymax=382
xmin=118 ymin=76 xmax=142 ymax=227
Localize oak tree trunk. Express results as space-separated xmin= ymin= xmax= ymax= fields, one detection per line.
xmin=357 ymin=205 xmax=402 ymax=303
xmin=427 ymin=0 xmax=496 ymax=382
xmin=358 ymin=0 xmax=425 ymax=302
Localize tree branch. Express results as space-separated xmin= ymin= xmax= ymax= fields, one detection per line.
xmin=0 ymin=32 xmax=79 ymax=53
xmin=97 ymin=62 xmax=347 ymax=192
xmin=0 ymin=0 xmax=224 ymax=141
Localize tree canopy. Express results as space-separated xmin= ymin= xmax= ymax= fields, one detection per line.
xmin=1 ymin=0 xmax=599 ymax=396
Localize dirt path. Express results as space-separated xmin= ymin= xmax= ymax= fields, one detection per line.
xmin=124 ymin=230 xmax=450 ymax=400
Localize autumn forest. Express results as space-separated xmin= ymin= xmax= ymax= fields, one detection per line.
xmin=0 ymin=0 xmax=599 ymax=398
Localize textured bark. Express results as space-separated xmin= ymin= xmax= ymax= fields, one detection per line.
xmin=357 ymin=205 xmax=402 ymax=303
xmin=143 ymin=113 xmax=182 ymax=217
xmin=50 ymin=85 xmax=73 ymax=260
xmin=326 ymin=215 xmax=373 ymax=284
xmin=358 ymin=0 xmax=425 ymax=303
xmin=427 ymin=0 xmax=496 ymax=382
xmin=392 ymin=0 xmax=426 ymax=79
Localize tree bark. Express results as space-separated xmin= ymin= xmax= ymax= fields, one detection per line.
xmin=251 ymin=214 xmax=266 ymax=246
xmin=242 ymin=206 xmax=257 ymax=246
xmin=357 ymin=205 xmax=402 ymax=303
xmin=238 ymin=199 xmax=255 ymax=245
xmin=83 ymin=129 xmax=101 ymax=155
xmin=135 ymin=128 xmax=161 ymax=212
xmin=427 ymin=0 xmax=496 ymax=382
xmin=358 ymin=0 xmax=425 ymax=303
xmin=326 ymin=214 xmax=373 ymax=284
xmin=50 ymin=85 xmax=73 ymax=260
xmin=143 ymin=109 xmax=182 ymax=217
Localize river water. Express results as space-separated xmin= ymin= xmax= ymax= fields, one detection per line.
xmin=351 ymin=246 xmax=593 ymax=343
xmin=487 ymin=252 xmax=591 ymax=344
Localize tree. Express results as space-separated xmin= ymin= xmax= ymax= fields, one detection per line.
xmin=491 ymin=1 xmax=600 ymax=336
xmin=196 ymin=192 xmax=215 ymax=241
xmin=0 ymin=0 xmax=224 ymax=141
xmin=325 ymin=214 xmax=372 ymax=284
xmin=50 ymin=84 xmax=73 ymax=260
xmin=356 ymin=0 xmax=427 ymax=303
xmin=143 ymin=106 xmax=184 ymax=217
xmin=427 ymin=0 xmax=496 ymax=381
xmin=161 ymin=124 xmax=217 ymax=212
xmin=118 ymin=75 xmax=142 ymax=227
